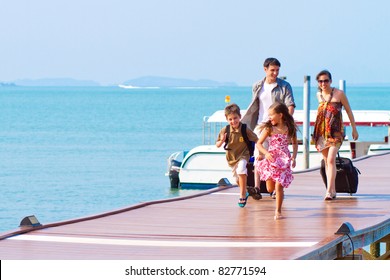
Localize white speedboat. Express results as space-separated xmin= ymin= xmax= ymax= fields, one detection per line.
xmin=167 ymin=110 xmax=390 ymax=189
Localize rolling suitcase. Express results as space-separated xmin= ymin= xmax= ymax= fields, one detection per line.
xmin=320 ymin=153 xmax=361 ymax=194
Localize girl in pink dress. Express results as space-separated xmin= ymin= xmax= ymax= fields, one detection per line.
xmin=255 ymin=102 xmax=298 ymax=220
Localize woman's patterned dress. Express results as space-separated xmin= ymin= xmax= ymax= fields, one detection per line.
xmin=312 ymin=90 xmax=344 ymax=152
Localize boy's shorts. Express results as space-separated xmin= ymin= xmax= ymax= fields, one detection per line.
xmin=231 ymin=158 xmax=248 ymax=182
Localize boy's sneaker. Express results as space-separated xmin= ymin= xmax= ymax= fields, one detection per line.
xmin=246 ymin=186 xmax=262 ymax=200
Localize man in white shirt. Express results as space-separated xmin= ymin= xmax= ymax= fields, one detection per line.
xmin=242 ymin=57 xmax=295 ymax=199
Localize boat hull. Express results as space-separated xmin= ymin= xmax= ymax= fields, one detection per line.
xmin=168 ymin=144 xmax=353 ymax=189
xmin=178 ymin=145 xmax=235 ymax=188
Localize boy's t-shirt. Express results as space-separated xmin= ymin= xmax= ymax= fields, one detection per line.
xmin=217 ymin=122 xmax=258 ymax=167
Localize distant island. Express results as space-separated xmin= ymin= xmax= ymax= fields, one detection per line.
xmin=3 ymin=76 xmax=390 ymax=88
xmin=8 ymin=78 xmax=100 ymax=87
xmin=0 ymin=82 xmax=16 ymax=87
xmin=2 ymin=76 xmax=238 ymax=87
xmin=120 ymin=76 xmax=238 ymax=88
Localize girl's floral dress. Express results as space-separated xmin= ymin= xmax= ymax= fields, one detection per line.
xmin=256 ymin=133 xmax=293 ymax=188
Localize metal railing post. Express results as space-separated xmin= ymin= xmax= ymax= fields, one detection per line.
xmin=303 ymin=76 xmax=311 ymax=169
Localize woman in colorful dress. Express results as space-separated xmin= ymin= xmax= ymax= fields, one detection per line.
xmin=312 ymin=70 xmax=359 ymax=201
xmin=256 ymin=102 xmax=298 ymax=220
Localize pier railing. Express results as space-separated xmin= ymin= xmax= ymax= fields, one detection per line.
xmin=298 ymin=218 xmax=390 ymax=260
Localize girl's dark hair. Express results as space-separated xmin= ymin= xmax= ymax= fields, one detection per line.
xmin=261 ymin=101 xmax=297 ymax=138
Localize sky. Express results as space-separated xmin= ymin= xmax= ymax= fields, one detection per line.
xmin=1 ymin=0 xmax=389 ymax=87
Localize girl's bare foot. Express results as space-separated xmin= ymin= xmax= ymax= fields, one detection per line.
xmin=274 ymin=211 xmax=283 ymax=220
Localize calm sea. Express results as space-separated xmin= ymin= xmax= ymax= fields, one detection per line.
xmin=1 ymin=85 xmax=390 ymax=232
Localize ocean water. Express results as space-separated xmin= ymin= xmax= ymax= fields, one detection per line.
xmin=1 ymin=85 xmax=389 ymax=233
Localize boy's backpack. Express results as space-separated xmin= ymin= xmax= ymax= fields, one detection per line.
xmin=223 ymin=123 xmax=255 ymax=157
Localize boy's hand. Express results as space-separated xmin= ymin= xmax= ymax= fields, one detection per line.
xmin=216 ymin=133 xmax=227 ymax=148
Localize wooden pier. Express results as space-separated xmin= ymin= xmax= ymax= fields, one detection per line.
xmin=1 ymin=153 xmax=390 ymax=260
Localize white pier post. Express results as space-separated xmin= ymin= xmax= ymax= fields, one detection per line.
xmin=303 ymin=76 xmax=311 ymax=169
xmin=339 ymin=80 xmax=360 ymax=157
xmin=339 ymin=79 xmax=346 ymax=93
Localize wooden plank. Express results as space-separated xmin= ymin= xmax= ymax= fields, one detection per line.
xmin=1 ymin=153 xmax=390 ymax=260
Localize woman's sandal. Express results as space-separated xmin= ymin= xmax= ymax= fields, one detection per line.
xmin=238 ymin=196 xmax=248 ymax=208
xmin=324 ymin=192 xmax=333 ymax=201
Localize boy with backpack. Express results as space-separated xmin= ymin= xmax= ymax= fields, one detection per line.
xmin=216 ymin=103 xmax=258 ymax=207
